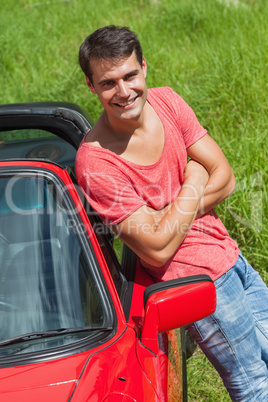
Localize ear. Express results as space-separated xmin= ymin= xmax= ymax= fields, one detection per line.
xmin=142 ymin=56 xmax=147 ymax=79
xmin=85 ymin=76 xmax=96 ymax=94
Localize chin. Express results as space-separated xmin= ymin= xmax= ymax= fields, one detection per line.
xmin=119 ymin=110 xmax=142 ymax=121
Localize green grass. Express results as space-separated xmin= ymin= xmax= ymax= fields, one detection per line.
xmin=187 ymin=346 xmax=231 ymax=401
xmin=1 ymin=0 xmax=267 ymax=399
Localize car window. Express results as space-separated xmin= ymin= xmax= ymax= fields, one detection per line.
xmin=0 ymin=129 xmax=76 ymax=167
xmin=73 ymin=179 xmax=129 ymax=307
xmin=0 ymin=172 xmax=113 ymax=356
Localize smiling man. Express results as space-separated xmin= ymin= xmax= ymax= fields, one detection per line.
xmin=75 ymin=26 xmax=268 ymax=400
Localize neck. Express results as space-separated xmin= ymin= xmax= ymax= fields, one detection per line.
xmin=102 ymin=103 xmax=149 ymax=138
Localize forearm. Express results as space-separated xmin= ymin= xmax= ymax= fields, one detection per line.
xmin=149 ymin=179 xmax=204 ymax=262
xmin=197 ymin=165 xmax=236 ymax=217
xmin=116 ymin=170 xmax=207 ymax=267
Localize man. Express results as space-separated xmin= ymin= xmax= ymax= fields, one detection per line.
xmin=75 ymin=26 xmax=268 ymax=400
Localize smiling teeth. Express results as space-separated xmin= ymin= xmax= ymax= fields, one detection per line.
xmin=117 ymin=99 xmax=135 ymax=107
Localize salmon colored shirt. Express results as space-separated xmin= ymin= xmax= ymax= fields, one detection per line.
xmin=75 ymin=87 xmax=239 ymax=281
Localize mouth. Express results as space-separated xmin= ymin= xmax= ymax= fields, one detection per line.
xmin=113 ymin=96 xmax=138 ymax=108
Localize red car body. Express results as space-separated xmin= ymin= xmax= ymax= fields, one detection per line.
xmin=0 ymin=103 xmax=216 ymax=401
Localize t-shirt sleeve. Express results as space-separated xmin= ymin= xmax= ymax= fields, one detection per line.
xmin=76 ymin=148 xmax=146 ymax=226
xmin=161 ymin=87 xmax=207 ymax=148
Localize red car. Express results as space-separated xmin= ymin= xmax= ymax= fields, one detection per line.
xmin=0 ymin=103 xmax=216 ymax=401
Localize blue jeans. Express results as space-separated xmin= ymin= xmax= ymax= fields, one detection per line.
xmin=186 ymin=253 xmax=268 ymax=401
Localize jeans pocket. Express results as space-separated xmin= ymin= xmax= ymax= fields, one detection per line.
xmin=214 ymin=270 xmax=230 ymax=290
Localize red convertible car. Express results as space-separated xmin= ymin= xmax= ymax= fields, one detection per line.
xmin=0 ymin=102 xmax=216 ymax=401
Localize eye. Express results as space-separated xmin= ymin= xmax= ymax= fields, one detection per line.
xmin=125 ymin=73 xmax=137 ymax=81
xmin=102 ymin=80 xmax=114 ymax=87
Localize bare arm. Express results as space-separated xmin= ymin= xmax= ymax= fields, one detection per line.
xmin=112 ymin=160 xmax=208 ymax=267
xmin=187 ymin=134 xmax=236 ymax=217
xmin=112 ymin=134 xmax=235 ymax=267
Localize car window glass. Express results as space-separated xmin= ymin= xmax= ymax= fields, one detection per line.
xmin=0 ymin=173 xmax=112 ymax=355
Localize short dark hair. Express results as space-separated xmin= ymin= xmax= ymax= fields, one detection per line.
xmin=78 ymin=25 xmax=143 ymax=83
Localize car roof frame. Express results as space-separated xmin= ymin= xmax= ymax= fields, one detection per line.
xmin=0 ymin=102 xmax=93 ymax=149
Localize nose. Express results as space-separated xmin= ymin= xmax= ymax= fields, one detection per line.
xmin=116 ymin=80 xmax=130 ymax=98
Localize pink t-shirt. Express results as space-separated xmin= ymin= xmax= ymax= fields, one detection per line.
xmin=76 ymin=87 xmax=239 ymax=281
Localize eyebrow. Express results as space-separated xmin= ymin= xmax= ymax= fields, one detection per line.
xmin=97 ymin=69 xmax=140 ymax=86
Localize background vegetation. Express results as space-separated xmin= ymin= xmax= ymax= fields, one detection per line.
xmin=1 ymin=0 xmax=267 ymax=399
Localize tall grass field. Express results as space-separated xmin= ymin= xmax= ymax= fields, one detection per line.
xmin=1 ymin=0 xmax=267 ymax=399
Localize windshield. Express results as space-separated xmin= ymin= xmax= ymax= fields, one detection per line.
xmin=0 ymin=172 xmax=112 ymax=356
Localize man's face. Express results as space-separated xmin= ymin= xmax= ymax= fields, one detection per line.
xmin=86 ymin=52 xmax=147 ymax=124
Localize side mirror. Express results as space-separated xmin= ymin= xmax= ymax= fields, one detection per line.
xmin=140 ymin=275 xmax=216 ymax=355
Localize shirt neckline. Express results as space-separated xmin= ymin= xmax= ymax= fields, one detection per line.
xmin=82 ymin=89 xmax=168 ymax=170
